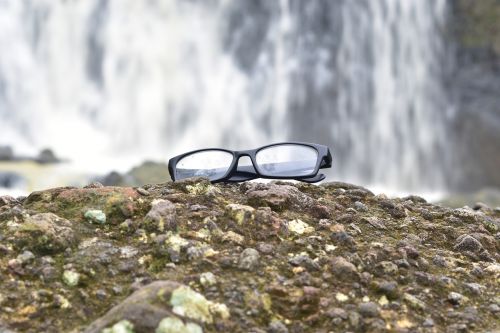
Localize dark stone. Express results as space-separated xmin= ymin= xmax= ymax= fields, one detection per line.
xmin=36 ymin=148 xmax=60 ymax=164
xmin=454 ymin=235 xmax=483 ymax=253
xmin=288 ymin=255 xmax=321 ymax=272
xmin=330 ymin=256 xmax=358 ymax=280
xmin=376 ymin=281 xmax=399 ymax=300
xmin=358 ymin=302 xmax=379 ymax=317
xmin=0 ymin=146 xmax=14 ymax=160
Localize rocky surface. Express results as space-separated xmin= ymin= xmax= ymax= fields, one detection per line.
xmin=0 ymin=178 xmax=499 ymax=332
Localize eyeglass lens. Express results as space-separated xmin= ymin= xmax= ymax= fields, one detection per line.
xmin=256 ymin=144 xmax=318 ymax=177
xmin=175 ymin=150 xmax=233 ymax=181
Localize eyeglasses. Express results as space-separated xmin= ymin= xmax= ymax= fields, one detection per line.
xmin=168 ymin=142 xmax=332 ymax=183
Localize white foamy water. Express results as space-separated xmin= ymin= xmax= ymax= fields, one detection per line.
xmin=0 ymin=0 xmax=453 ymax=196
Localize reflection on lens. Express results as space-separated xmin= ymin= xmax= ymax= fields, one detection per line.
xmin=176 ymin=150 xmax=233 ymax=181
xmin=256 ymin=144 xmax=318 ymax=177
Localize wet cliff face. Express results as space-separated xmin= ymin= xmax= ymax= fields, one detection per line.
xmin=0 ymin=179 xmax=499 ymax=332
xmin=448 ymin=0 xmax=500 ymax=191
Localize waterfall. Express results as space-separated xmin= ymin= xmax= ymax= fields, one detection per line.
xmin=0 ymin=0 xmax=452 ymax=192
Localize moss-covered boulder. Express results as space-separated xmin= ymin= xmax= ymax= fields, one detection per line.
xmin=0 ymin=179 xmax=499 ymax=332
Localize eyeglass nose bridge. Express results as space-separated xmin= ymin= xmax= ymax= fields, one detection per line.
xmin=232 ymin=151 xmax=258 ymax=172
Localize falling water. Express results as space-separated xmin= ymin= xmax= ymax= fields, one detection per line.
xmin=0 ymin=0 xmax=452 ymax=193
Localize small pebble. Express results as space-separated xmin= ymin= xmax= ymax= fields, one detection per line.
xmin=238 ymin=248 xmax=260 ymax=271
xmin=199 ymin=272 xmax=217 ymax=287
xmin=268 ymin=320 xmax=288 ymax=333
xmin=448 ymin=292 xmax=465 ymax=305
xmin=84 ymin=209 xmax=106 ymax=224
xmin=17 ymin=251 xmax=35 ymax=265
xmin=358 ymin=302 xmax=379 ymax=317
xmin=136 ymin=187 xmax=150 ymax=196
xmin=63 ymin=270 xmax=80 ymax=287
xmin=354 ymin=201 xmax=368 ymax=212
xmin=422 ymin=318 xmax=435 ymax=327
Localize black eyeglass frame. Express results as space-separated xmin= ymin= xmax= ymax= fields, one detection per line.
xmin=168 ymin=142 xmax=332 ymax=183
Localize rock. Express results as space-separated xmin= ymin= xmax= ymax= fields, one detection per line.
xmin=358 ymin=302 xmax=379 ymax=317
xmin=361 ymin=216 xmax=386 ymax=229
xmin=335 ymin=292 xmax=349 ymax=302
xmin=155 ymin=317 xmax=202 ymax=333
xmin=16 ymin=250 xmax=35 ymax=265
xmin=36 ymin=148 xmax=60 ymax=164
xmin=83 ymin=281 xmax=184 ymax=332
xmin=256 ymin=242 xmax=274 ymax=254
xmin=375 ymin=261 xmax=398 ymax=275
xmin=63 ymin=270 xmax=80 ymax=287
xmin=287 ymin=219 xmax=314 ymax=235
xmin=164 ymin=234 xmax=190 ymax=252
xmin=102 ymin=320 xmax=135 ymax=333
xmin=268 ymin=320 xmax=288 ymax=333
xmin=488 ymin=304 xmax=500 ymax=314
xmin=288 ymin=255 xmax=321 ymax=272
xmin=169 ymin=285 xmax=213 ymax=323
xmin=375 ymin=281 xmax=399 ymax=300
xmin=484 ymin=263 xmax=500 ymax=274
xmin=0 ymin=195 xmax=17 ymax=207
xmin=221 ymin=231 xmax=245 ymax=245
xmin=454 ymin=235 xmax=483 ymax=253
xmin=0 ymin=146 xmax=14 ymax=161
xmin=1 ymin=181 xmax=500 ymax=332
xmin=84 ymin=209 xmax=107 ymax=224
xmin=354 ymin=201 xmax=368 ymax=212
xmin=422 ymin=318 xmax=435 ymax=327
xmin=330 ymin=256 xmax=358 ymax=280
xmin=136 ymin=188 xmax=150 ymax=196
xmin=403 ymin=293 xmax=426 ymax=310
xmin=101 ymin=171 xmax=129 ymax=187
xmin=145 ymin=199 xmax=177 ymax=232
xmin=225 ymin=203 xmax=255 ymax=225
xmin=432 ymin=255 xmax=449 ymax=267
xmin=24 ymin=186 xmax=142 ymax=223
xmin=199 ymin=272 xmax=217 ymax=287
xmin=246 ymin=183 xmax=314 ymax=210
xmin=453 ymin=208 xmax=479 ymax=223
xmin=13 ymin=213 xmax=75 ymax=254
xmin=463 ymin=283 xmax=483 ymax=295
xmin=448 ymin=292 xmax=466 ymax=305
xmin=238 ymin=248 xmax=260 ymax=271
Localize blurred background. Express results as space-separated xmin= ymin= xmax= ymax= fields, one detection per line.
xmin=0 ymin=0 xmax=499 ymax=206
